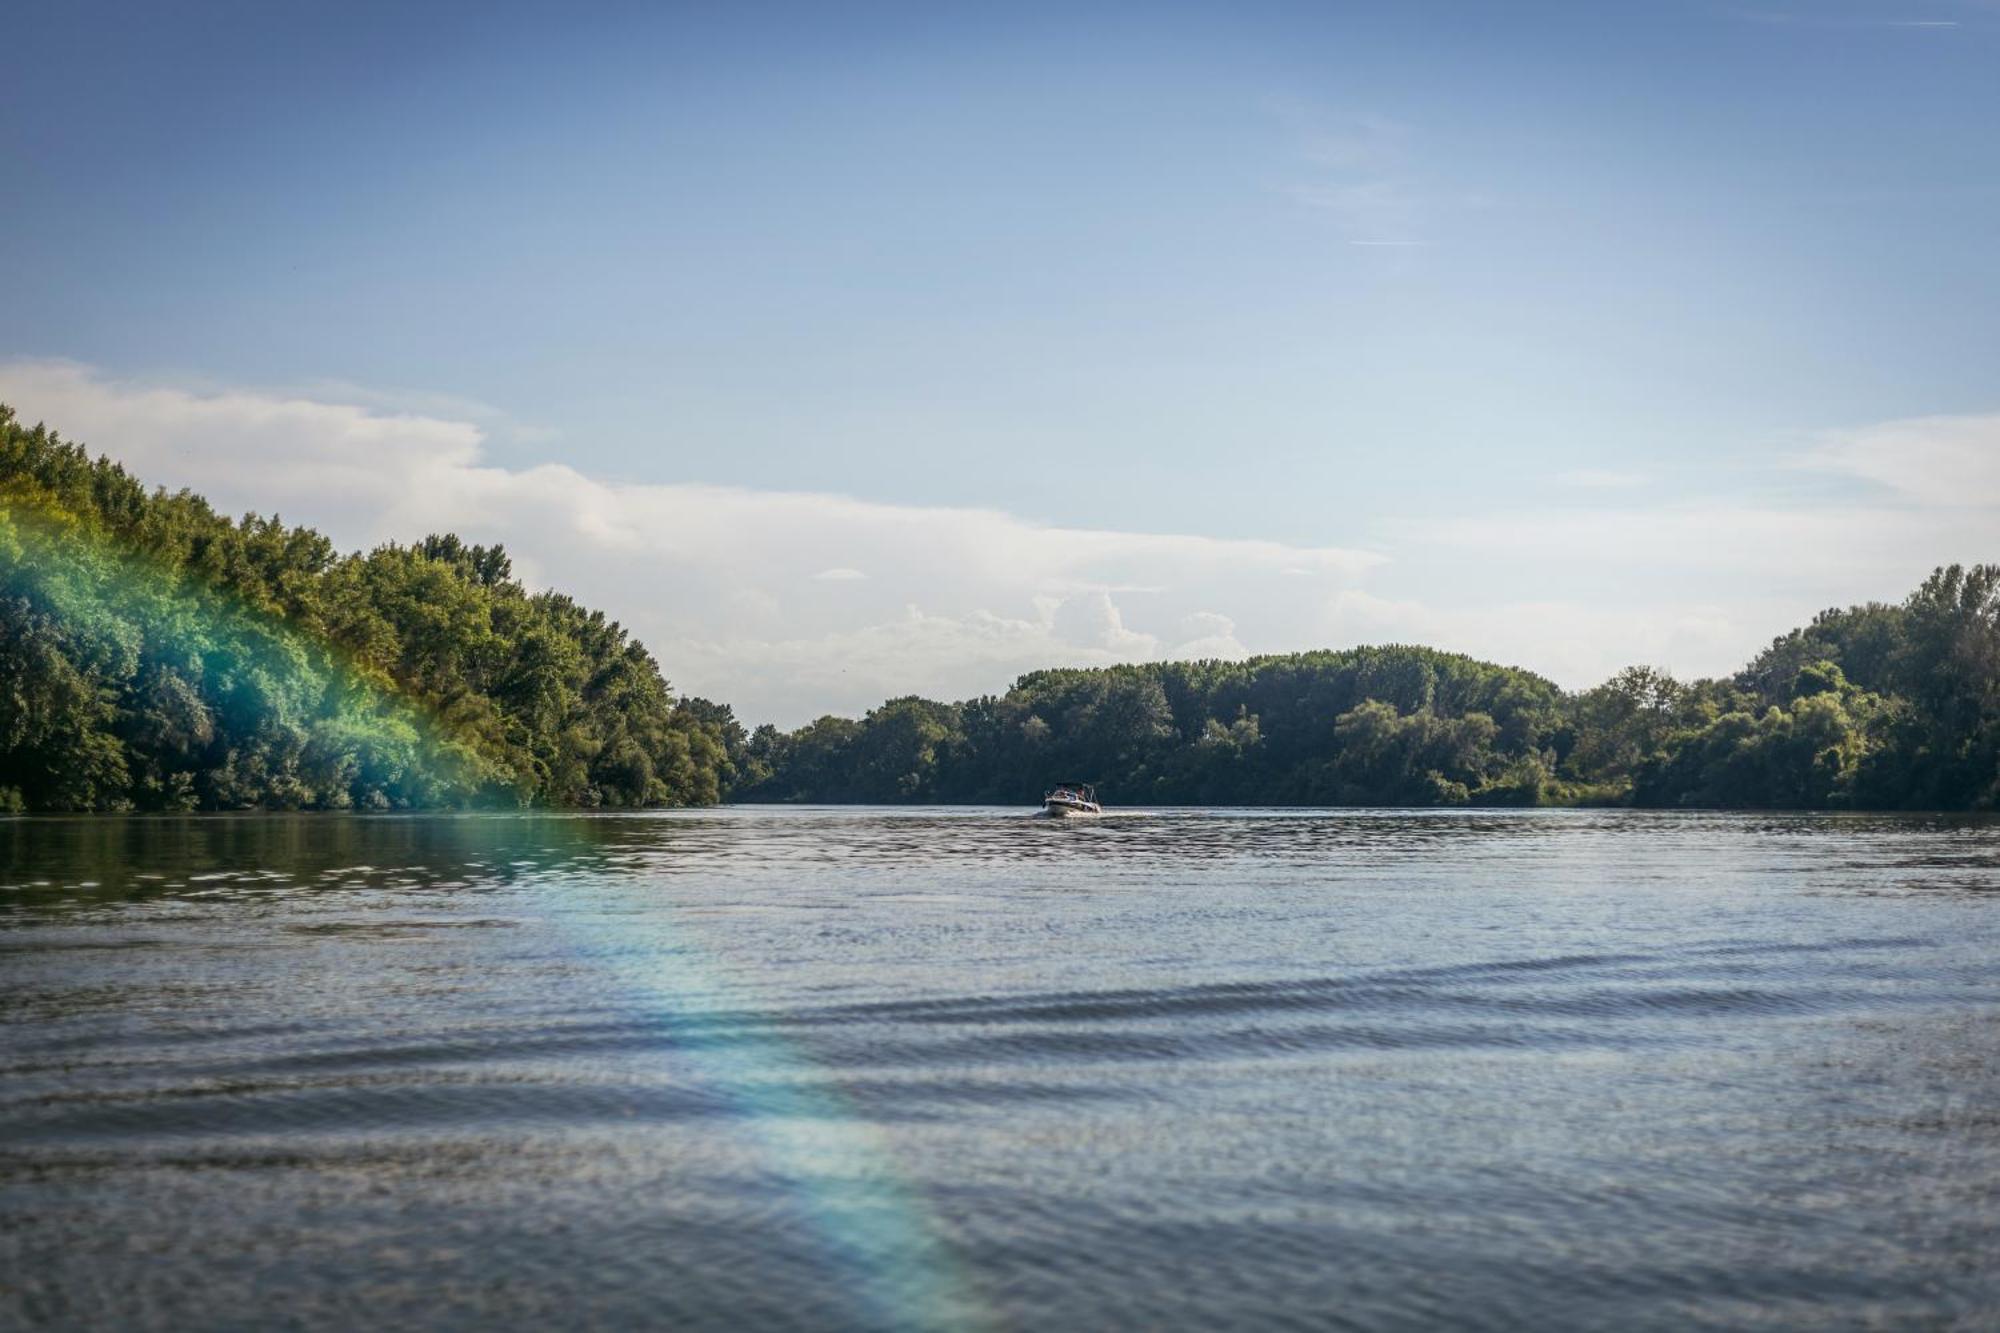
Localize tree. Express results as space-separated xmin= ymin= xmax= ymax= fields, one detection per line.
xmin=0 ymin=403 xmax=730 ymax=811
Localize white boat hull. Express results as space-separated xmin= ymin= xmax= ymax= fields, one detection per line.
xmin=1041 ymin=799 xmax=1102 ymax=818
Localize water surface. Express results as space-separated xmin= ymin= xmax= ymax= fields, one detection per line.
xmin=4 ymin=808 xmax=1999 ymax=1329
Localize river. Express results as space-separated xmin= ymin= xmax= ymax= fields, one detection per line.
xmin=4 ymin=808 xmax=1998 ymax=1329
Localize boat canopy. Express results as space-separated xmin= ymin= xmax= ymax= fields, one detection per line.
xmin=1043 ymin=781 xmax=1101 ymax=812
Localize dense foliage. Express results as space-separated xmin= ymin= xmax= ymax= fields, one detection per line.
xmin=740 ymin=568 xmax=2000 ymax=811
xmin=0 ymin=405 xmax=734 ymax=811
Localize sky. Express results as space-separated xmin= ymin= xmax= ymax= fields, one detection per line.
xmin=3 ymin=0 xmax=1997 ymax=725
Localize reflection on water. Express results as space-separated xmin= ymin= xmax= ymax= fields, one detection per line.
xmin=3 ymin=808 xmax=1999 ymax=1329
xmin=0 ymin=812 xmax=634 ymax=907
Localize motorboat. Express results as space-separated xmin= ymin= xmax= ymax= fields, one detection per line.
xmin=1041 ymin=782 xmax=1102 ymax=817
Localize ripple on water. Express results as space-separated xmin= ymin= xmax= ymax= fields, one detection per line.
xmin=2 ymin=808 xmax=1998 ymax=1331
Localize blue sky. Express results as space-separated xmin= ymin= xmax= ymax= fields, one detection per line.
xmin=4 ymin=1 xmax=1997 ymax=722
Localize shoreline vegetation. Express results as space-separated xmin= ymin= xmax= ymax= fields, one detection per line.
xmin=3 ymin=404 xmax=1996 ymax=813
xmin=0 ymin=406 xmax=730 ymax=812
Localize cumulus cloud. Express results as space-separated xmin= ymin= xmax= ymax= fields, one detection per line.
xmin=0 ymin=361 xmax=1379 ymax=724
xmin=1169 ymin=611 xmax=1251 ymax=662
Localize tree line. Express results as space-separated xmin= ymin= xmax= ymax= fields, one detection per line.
xmin=0 ymin=404 xmax=735 ymax=811
xmin=734 ymin=566 xmax=2000 ymax=811
xmin=5 ymin=401 xmax=1994 ymax=812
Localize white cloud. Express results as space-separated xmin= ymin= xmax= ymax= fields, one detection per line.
xmin=1368 ymin=414 xmax=2000 ymax=687
xmin=4 ymin=360 xmax=1990 ymax=720
xmin=0 ymin=361 xmax=1379 ymax=725
xmin=1798 ymin=411 xmax=2000 ymax=507
xmin=1050 ymin=591 xmax=1158 ymax=658
xmin=1323 ymin=589 xmax=1776 ymax=691
xmin=1169 ymin=611 xmax=1251 ymax=662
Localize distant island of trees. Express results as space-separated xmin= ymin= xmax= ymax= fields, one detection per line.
xmin=3 ymin=402 xmax=1996 ymax=812
xmin=730 ymin=565 xmax=1999 ymax=811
